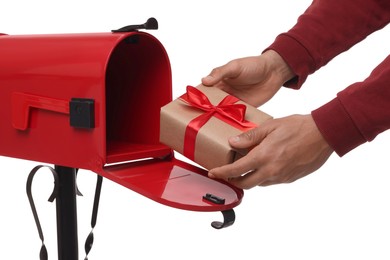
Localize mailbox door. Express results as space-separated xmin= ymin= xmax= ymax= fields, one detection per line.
xmin=97 ymin=156 xmax=243 ymax=212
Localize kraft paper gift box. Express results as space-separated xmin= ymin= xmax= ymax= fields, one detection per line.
xmin=160 ymin=84 xmax=272 ymax=170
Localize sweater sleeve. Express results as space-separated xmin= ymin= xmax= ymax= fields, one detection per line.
xmin=266 ymin=0 xmax=390 ymax=89
xmin=266 ymin=0 xmax=390 ymax=156
xmin=311 ymin=56 xmax=390 ymax=156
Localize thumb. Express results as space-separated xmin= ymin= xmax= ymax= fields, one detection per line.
xmin=202 ymin=63 xmax=238 ymax=86
xmin=201 ymin=73 xmax=222 ymax=86
xmin=229 ymin=127 xmax=268 ymax=149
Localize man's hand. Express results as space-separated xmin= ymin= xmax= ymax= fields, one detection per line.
xmin=202 ymin=50 xmax=295 ymax=107
xmin=208 ymin=114 xmax=334 ymax=188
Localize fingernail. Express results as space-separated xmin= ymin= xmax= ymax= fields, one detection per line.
xmin=229 ymin=135 xmax=240 ymax=143
xmin=208 ymin=172 xmax=215 ymax=178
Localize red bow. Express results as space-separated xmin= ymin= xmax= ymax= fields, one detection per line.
xmin=180 ymin=86 xmax=257 ymax=161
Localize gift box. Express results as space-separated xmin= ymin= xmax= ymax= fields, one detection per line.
xmin=160 ymin=84 xmax=272 ymax=170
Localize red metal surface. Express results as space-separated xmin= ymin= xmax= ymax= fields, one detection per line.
xmin=98 ymin=157 xmax=244 ymax=212
xmin=12 ymin=92 xmax=70 ymax=130
xmin=0 ymin=31 xmax=172 ymax=170
xmin=0 ymin=30 xmax=243 ymax=212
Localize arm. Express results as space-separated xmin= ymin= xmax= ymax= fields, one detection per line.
xmin=267 ymin=0 xmax=390 ymax=156
xmin=207 ymin=0 xmax=390 ymax=187
xmin=209 ymin=56 xmax=390 ymax=188
xmin=267 ymin=0 xmax=390 ymax=89
xmin=312 ymin=55 xmax=390 ymax=156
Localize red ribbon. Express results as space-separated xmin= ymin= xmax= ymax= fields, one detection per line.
xmin=180 ymin=85 xmax=257 ymax=160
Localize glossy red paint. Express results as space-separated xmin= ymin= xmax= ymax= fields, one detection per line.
xmin=0 ymin=30 xmax=243 ymax=212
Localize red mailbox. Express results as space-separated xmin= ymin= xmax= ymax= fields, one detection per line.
xmin=0 ymin=20 xmax=243 ymax=218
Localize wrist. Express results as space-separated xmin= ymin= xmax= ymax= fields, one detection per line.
xmin=262 ymin=50 xmax=295 ymax=85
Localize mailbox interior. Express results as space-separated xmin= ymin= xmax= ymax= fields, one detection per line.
xmin=100 ymin=33 xmax=244 ymax=212
xmin=105 ymin=34 xmax=172 ymax=164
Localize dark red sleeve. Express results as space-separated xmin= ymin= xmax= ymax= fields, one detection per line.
xmin=267 ymin=0 xmax=390 ymax=89
xmin=265 ymin=0 xmax=390 ymax=156
xmin=312 ymin=56 xmax=390 ymax=156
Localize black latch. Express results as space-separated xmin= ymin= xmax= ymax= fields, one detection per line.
xmin=203 ymin=193 xmax=225 ymax=205
xmin=112 ymin=17 xmax=158 ymax=32
xmin=70 ymin=98 xmax=95 ymax=129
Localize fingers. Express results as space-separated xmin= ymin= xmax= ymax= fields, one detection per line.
xmin=228 ymin=169 xmax=270 ymax=189
xmin=208 ymin=125 xmax=272 ymax=188
xmin=209 ymin=161 xmax=286 ymax=189
xmin=209 ymin=160 xmax=271 ymax=189
xmin=208 ymin=155 xmax=258 ymax=182
xmin=208 ymin=115 xmax=335 ymax=189
xmin=223 ymin=169 xmax=261 ymax=189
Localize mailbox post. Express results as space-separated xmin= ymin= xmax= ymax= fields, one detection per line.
xmin=55 ymin=166 xmax=79 ymax=260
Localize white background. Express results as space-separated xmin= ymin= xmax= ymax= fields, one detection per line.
xmin=1 ymin=1 xmax=390 ymax=259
